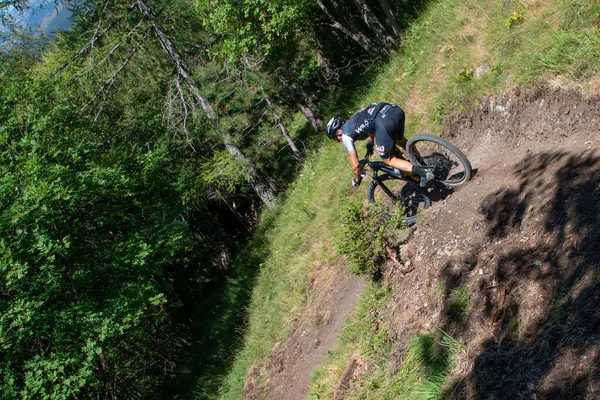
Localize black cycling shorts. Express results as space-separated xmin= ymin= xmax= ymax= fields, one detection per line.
xmin=374 ymin=106 xmax=405 ymax=159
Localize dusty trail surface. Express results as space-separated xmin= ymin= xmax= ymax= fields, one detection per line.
xmin=244 ymin=84 xmax=600 ymax=400
xmin=244 ymin=265 xmax=365 ymax=400
xmin=384 ymin=84 xmax=600 ymax=400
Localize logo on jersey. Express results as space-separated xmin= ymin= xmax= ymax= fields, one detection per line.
xmin=379 ymin=104 xmax=391 ymax=118
xmin=376 ymin=144 xmax=386 ymax=156
xmin=356 ymin=119 xmax=371 ymax=135
xmin=367 ymin=107 xmax=376 ymax=115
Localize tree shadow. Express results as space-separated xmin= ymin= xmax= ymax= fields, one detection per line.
xmin=440 ymin=149 xmax=600 ymax=399
xmin=157 ymin=225 xmax=274 ymax=399
xmin=427 ymin=168 xmax=479 ymax=203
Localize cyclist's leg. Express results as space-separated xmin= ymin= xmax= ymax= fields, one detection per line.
xmin=375 ymin=107 xmax=433 ymax=186
xmin=375 ymin=107 xmax=412 ymax=173
xmin=394 ymin=114 xmax=408 ymax=153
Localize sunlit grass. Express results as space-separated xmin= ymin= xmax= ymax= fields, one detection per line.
xmin=213 ymin=0 xmax=600 ymax=398
xmin=216 ymin=140 xmax=366 ymax=399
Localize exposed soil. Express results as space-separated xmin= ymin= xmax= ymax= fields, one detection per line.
xmin=244 ymin=83 xmax=600 ymax=399
xmin=244 ymin=263 xmax=366 ymax=400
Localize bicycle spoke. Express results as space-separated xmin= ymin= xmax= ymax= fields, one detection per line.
xmin=368 ymin=177 xmax=430 ymax=226
xmin=407 ymin=135 xmax=472 ymax=187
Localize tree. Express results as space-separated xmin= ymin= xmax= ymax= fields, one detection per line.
xmin=0 ymin=0 xmax=420 ymax=397
xmin=0 ymin=49 xmax=192 ymax=397
xmin=135 ymin=0 xmax=276 ymax=209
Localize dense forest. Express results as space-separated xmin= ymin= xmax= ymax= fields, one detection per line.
xmin=0 ymin=0 xmax=423 ymax=398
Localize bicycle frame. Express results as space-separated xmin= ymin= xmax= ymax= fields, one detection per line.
xmin=359 ymin=152 xmax=421 ymax=186
xmin=360 ymin=150 xmax=432 ymax=225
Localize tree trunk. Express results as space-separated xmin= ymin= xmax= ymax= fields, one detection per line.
xmin=377 ymin=0 xmax=403 ymax=37
xmin=241 ymin=56 xmax=300 ymax=157
xmin=223 ymin=134 xmax=276 ymax=210
xmin=264 ymin=96 xmax=300 ymax=156
xmin=315 ymin=0 xmax=375 ymax=53
xmin=135 ymin=0 xmax=275 ymax=210
xmin=135 ymin=0 xmax=214 ymax=118
xmin=350 ymin=0 xmax=395 ymax=47
xmin=278 ymin=76 xmax=323 ymax=131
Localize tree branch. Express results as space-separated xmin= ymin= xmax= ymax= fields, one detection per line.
xmin=80 ymin=46 xmax=137 ymax=114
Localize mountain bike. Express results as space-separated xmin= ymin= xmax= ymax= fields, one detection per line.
xmin=360 ymin=134 xmax=472 ymax=226
xmin=406 ymin=134 xmax=472 ymax=187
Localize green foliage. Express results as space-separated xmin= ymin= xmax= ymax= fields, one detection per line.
xmin=505 ymin=317 xmax=522 ymax=337
xmin=388 ymin=202 xmax=411 ymax=231
xmin=549 ymin=295 xmax=571 ymax=325
xmin=535 ymin=30 xmax=600 ymax=80
xmin=447 ymin=286 xmax=472 ymax=328
xmin=337 ymin=200 xmax=386 ymax=276
xmin=0 ymin=22 xmax=197 ymax=396
xmin=355 ymin=330 xmax=463 ymax=400
xmin=4 ymin=0 xmax=600 ymax=398
xmin=505 ymin=10 xmax=525 ymax=29
xmin=198 ymin=0 xmax=311 ymax=58
xmin=559 ymin=0 xmax=600 ymax=29
xmin=199 ymin=150 xmax=248 ymax=194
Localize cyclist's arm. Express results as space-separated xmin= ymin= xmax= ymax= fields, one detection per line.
xmin=342 ymin=135 xmax=363 ymax=182
xmin=347 ymin=150 xmax=362 ymax=182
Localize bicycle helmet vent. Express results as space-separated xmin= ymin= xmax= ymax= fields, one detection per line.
xmin=326 ymin=117 xmax=344 ymax=139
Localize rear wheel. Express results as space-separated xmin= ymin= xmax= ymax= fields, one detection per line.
xmin=406 ymin=134 xmax=472 ymax=187
xmin=367 ymin=175 xmax=431 ymax=226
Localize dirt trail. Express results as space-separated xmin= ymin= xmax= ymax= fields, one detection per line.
xmin=244 ymin=83 xmax=600 ymax=400
xmin=244 ymin=265 xmax=365 ymax=400
xmin=383 ymin=84 xmax=600 ymax=399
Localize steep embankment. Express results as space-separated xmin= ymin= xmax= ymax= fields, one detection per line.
xmin=243 ymin=83 xmax=600 ymax=399
xmin=388 ymin=83 xmax=600 ymax=399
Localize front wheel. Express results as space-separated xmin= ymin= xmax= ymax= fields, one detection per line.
xmin=367 ymin=175 xmax=431 ymax=226
xmin=406 ymin=134 xmax=472 ymax=187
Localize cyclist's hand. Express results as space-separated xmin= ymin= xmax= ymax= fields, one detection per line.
xmin=366 ymin=141 xmax=374 ymax=155
xmin=352 ymin=177 xmax=361 ymax=187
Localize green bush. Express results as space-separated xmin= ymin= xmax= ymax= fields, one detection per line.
xmin=337 ymin=200 xmax=388 ymax=276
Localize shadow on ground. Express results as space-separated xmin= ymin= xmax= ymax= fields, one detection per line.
xmin=440 ymin=150 xmax=600 ymax=399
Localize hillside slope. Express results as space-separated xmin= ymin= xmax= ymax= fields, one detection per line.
xmin=386 ymin=83 xmax=600 ymax=399
xmin=244 ymin=83 xmax=600 ymax=399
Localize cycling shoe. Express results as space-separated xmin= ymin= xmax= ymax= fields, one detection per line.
xmin=420 ymin=171 xmax=435 ymax=188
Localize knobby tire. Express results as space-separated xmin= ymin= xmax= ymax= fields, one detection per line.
xmin=406 ymin=134 xmax=472 ymax=187
xmin=367 ymin=174 xmax=431 ymax=226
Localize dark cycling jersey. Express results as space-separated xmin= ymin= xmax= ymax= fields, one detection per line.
xmin=341 ymin=102 xmax=383 ymax=140
xmin=341 ymin=102 xmax=405 ymax=159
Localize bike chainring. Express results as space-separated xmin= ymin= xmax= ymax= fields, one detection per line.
xmin=423 ymin=152 xmax=454 ymax=180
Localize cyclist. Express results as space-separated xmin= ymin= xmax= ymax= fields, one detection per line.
xmin=326 ymin=102 xmax=434 ymax=187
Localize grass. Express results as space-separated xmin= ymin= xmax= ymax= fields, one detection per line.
xmin=336 ymin=200 xmax=403 ymax=276
xmin=309 ymin=304 xmax=464 ymax=400
xmin=216 ymin=142 xmax=369 ymax=399
xmin=366 ymin=0 xmax=600 ymax=135
xmin=182 ymin=0 xmax=600 ymax=398
xmin=448 ymin=286 xmax=473 ymax=326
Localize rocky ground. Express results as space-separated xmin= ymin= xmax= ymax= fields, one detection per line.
xmin=245 ymin=83 xmax=600 ymax=400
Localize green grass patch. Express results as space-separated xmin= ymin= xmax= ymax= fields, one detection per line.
xmin=337 ymin=200 xmax=387 ymax=276
xmin=310 ymin=310 xmax=464 ymax=400
xmin=549 ymin=295 xmax=571 ymax=326
xmin=191 ymin=0 xmax=600 ymax=398
xmin=215 ymin=139 xmax=368 ymax=399
xmin=363 ymin=0 xmax=600 ymax=136
xmin=448 ymin=286 xmax=472 ymax=326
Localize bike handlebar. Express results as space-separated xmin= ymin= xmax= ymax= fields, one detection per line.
xmin=359 ymin=149 xmax=373 ymax=169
